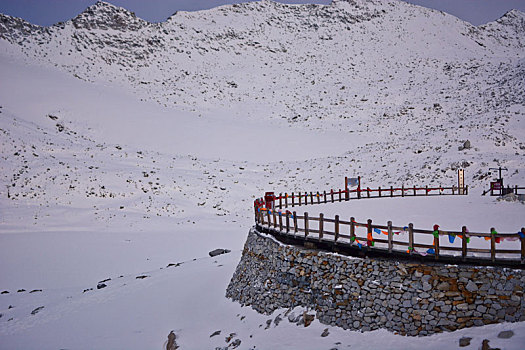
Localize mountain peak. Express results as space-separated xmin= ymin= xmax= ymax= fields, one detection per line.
xmin=71 ymin=1 xmax=148 ymax=31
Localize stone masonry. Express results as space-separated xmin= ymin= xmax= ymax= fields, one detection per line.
xmin=226 ymin=228 xmax=525 ymax=336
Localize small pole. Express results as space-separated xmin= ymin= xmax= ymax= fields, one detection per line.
xmin=490 ymin=227 xmax=496 ymax=262
xmin=413 ymin=186 xmax=416 ymax=196
xmin=345 ymin=177 xmax=349 ymax=200
xmin=402 ymin=184 xmax=405 ymax=197
xmin=293 ymin=211 xmax=298 ymax=234
xmin=279 ymin=193 xmax=282 ymax=209
xmin=286 ymin=212 xmax=290 ymax=233
xmin=273 ymin=210 xmax=277 ymax=229
xmin=461 ymin=226 xmax=468 ymax=261
xmin=334 ymin=215 xmax=340 ymax=242
xmin=408 ymin=223 xmax=414 ymax=255
xmin=304 ymin=212 xmax=309 ymax=237
xmin=279 ymin=212 xmax=283 ymax=231
xmin=310 ymin=191 xmax=314 ymax=205
xmin=323 ymin=190 xmax=327 ymax=203
xmin=425 ymin=185 xmax=428 ymax=196
xmin=387 ymin=220 xmax=393 ymax=253
xmin=390 ymin=186 xmax=393 ymax=197
xmin=319 ymin=213 xmax=324 ymax=241
xmin=285 ymin=193 xmax=288 ymax=208
xmin=299 ymin=192 xmax=302 ymax=206
xmin=292 ymin=192 xmax=295 ymax=207
xmin=266 ymin=209 xmax=271 ymax=229
xmin=378 ymin=186 xmax=382 ymax=197
xmin=521 ymin=228 xmax=525 ymax=263
xmin=367 ymin=219 xmax=373 ymax=246
xmin=316 ymin=191 xmax=320 ymax=204
xmin=367 ymin=187 xmax=370 ymax=198
xmin=331 ymin=189 xmax=334 ymax=203
xmin=338 ymin=189 xmax=342 ymax=202
xmin=357 ymin=176 xmax=361 ymax=199
xmin=350 ymin=216 xmax=356 ymax=242
xmin=434 ymin=228 xmax=440 ymax=259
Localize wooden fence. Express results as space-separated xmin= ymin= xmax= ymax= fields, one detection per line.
xmin=254 ymin=184 xmax=525 ymax=267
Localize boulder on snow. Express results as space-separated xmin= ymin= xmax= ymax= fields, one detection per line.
xmin=458 ymin=140 xmax=471 ymax=151
xmin=209 ymin=248 xmax=231 ymax=257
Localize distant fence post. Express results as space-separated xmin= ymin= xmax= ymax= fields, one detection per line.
xmin=331 ymin=189 xmax=334 ymax=203
xmin=408 ymin=223 xmax=414 ymax=255
xmin=291 ymin=192 xmax=295 ymax=207
xmin=273 ymin=210 xmax=277 ymax=229
xmin=285 ymin=193 xmax=288 ymax=208
xmin=323 ymin=190 xmax=327 ymax=203
xmin=293 ymin=211 xmax=298 ymax=234
xmin=286 ymin=212 xmax=290 ymax=233
xmin=390 ymin=186 xmax=393 ymax=197
xmin=350 ymin=216 xmax=356 ymax=242
xmin=367 ymin=219 xmax=373 ymax=246
xmin=299 ymin=192 xmax=302 ymax=206
xmin=434 ymin=229 xmax=440 ymax=260
xmin=402 ymin=185 xmax=405 ymax=197
xmin=304 ymin=212 xmax=309 ymax=237
xmin=279 ymin=193 xmax=282 ymax=209
xmin=490 ymin=227 xmax=496 ymax=262
xmin=319 ymin=213 xmax=324 ymax=241
xmin=279 ymin=211 xmax=283 ymax=231
xmin=387 ymin=220 xmax=393 ymax=253
xmin=334 ymin=215 xmax=340 ymax=242
xmin=461 ymin=226 xmax=468 ymax=261
xmin=266 ymin=209 xmax=271 ymax=229
xmin=521 ymin=228 xmax=525 ymax=263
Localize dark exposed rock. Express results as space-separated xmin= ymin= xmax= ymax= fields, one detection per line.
xmin=209 ymin=248 xmax=231 ymax=257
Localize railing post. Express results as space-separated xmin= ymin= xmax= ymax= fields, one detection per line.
xmin=335 ymin=215 xmax=340 ymax=242
xmin=266 ymin=209 xmax=271 ymax=229
xmin=317 ymin=191 xmax=321 ymax=204
xmin=379 ymin=186 xmax=382 ymax=197
xmin=279 ymin=211 xmax=283 ymax=231
xmin=304 ymin=212 xmax=309 ymax=237
xmin=521 ymin=228 xmax=525 ymax=264
xmin=367 ymin=219 xmax=373 ymax=246
xmin=402 ymin=185 xmax=405 ymax=197
xmin=299 ymin=192 xmax=302 ymax=206
xmin=413 ymin=186 xmax=416 ymax=196
xmin=273 ymin=210 xmax=277 ymax=229
xmin=367 ymin=188 xmax=370 ymax=198
xmin=490 ymin=227 xmax=496 ymax=262
xmin=350 ymin=216 xmax=356 ymax=242
xmin=279 ymin=193 xmax=282 ymax=209
xmin=331 ymin=189 xmax=334 ymax=203
xmin=339 ymin=189 xmax=342 ymax=202
xmin=286 ymin=212 xmax=290 ymax=233
xmin=319 ymin=213 xmax=324 ymax=241
xmin=461 ymin=226 xmax=468 ymax=261
xmin=293 ymin=211 xmax=298 ymax=234
xmin=408 ymin=223 xmax=414 ymax=255
xmin=387 ymin=221 xmax=393 ymax=253
xmin=292 ymin=192 xmax=295 ymax=207
xmin=323 ymin=190 xmax=327 ymax=203
xmin=390 ymin=186 xmax=393 ymax=197
xmin=434 ymin=228 xmax=440 ymax=259
xmin=285 ymin=193 xmax=288 ymax=208
xmin=425 ymin=185 xmax=428 ymax=195
xmin=310 ymin=191 xmax=314 ymax=205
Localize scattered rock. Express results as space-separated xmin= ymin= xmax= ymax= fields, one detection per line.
xmin=29 ymin=289 xmax=42 ymax=293
xmin=225 ymin=332 xmax=236 ymax=342
xmin=83 ymin=288 xmax=93 ymax=293
xmin=1 ymin=291 xmax=9 ymax=294
xmin=209 ymin=249 xmax=231 ymax=257
xmin=481 ymin=339 xmax=500 ymax=350
xmin=230 ymin=339 xmax=241 ymax=348
xmin=97 ymin=283 xmax=107 ymax=289
xmin=458 ymin=140 xmax=471 ymax=151
xmin=303 ymin=312 xmax=315 ymax=327
xmin=31 ymin=306 xmax=44 ymax=315
xmin=209 ymin=330 xmax=221 ymax=338
xmin=166 ymin=330 xmax=178 ymax=350
xmin=459 ymin=337 xmax=471 ymax=347
xmin=321 ymin=328 xmax=330 ymax=337
xmin=497 ymin=330 xmax=514 ymax=339
xmin=135 ymin=275 xmax=149 ymax=279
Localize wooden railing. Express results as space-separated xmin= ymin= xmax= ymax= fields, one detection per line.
xmin=253 ymin=185 xmax=525 ymax=266
xmin=263 ymin=185 xmax=468 ymax=210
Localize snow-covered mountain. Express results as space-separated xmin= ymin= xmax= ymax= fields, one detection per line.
xmin=1 ymin=1 xmax=524 ymax=349
xmin=1 ymin=0 xmax=524 ymax=185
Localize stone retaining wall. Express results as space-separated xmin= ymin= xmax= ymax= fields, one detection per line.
xmin=226 ymin=228 xmax=525 ymax=336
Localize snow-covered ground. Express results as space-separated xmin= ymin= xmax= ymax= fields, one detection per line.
xmin=1 ymin=0 xmax=524 ymax=348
